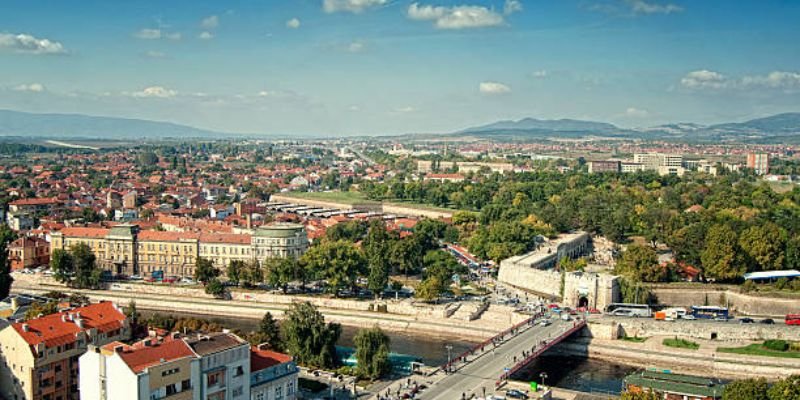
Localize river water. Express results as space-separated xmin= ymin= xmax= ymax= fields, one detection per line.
xmin=140 ymin=310 xmax=635 ymax=394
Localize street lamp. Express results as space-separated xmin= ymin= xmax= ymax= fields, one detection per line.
xmin=445 ymin=344 xmax=453 ymax=374
xmin=539 ymin=372 xmax=548 ymax=388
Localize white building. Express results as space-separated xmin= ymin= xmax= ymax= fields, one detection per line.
xmin=186 ymin=332 xmax=251 ymax=400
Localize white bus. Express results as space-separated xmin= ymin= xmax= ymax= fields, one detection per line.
xmin=604 ymin=303 xmax=653 ymax=318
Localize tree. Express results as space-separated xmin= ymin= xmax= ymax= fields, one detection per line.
xmin=250 ymin=312 xmax=283 ymax=351
xmin=280 ymin=302 xmax=341 ymax=368
xmin=615 ymin=244 xmax=666 ymax=283
xmin=227 ymin=260 xmax=245 ymax=285
xmin=390 ymin=237 xmax=424 ymax=276
xmin=204 ymin=278 xmax=226 ymax=298
xmin=24 ymin=301 xmax=59 ymax=320
xmin=194 ymin=257 xmax=220 ymax=284
xmin=266 ymin=257 xmax=304 ymax=293
xmin=702 ymin=224 xmax=747 ymax=281
xmin=51 ymin=248 xmax=75 ymax=284
xmin=767 ymin=375 xmax=800 ymax=400
xmin=363 ymin=221 xmax=394 ymax=298
xmin=52 ymin=243 xmax=101 ymax=289
xmin=738 ymin=223 xmax=786 ymax=271
xmin=241 ymin=259 xmax=263 ymax=288
xmin=0 ymin=225 xmax=16 ymax=299
xmin=354 ymin=326 xmax=391 ymax=379
xmin=125 ymin=300 xmax=140 ymax=329
xmin=138 ymin=151 xmax=159 ymax=166
xmin=620 ymin=391 xmax=660 ymax=400
xmin=302 ymin=240 xmax=366 ymax=296
xmin=722 ymin=378 xmax=769 ymax=400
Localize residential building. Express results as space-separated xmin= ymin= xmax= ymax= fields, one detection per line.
xmin=587 ymin=161 xmax=620 ymax=174
xmin=7 ymin=236 xmax=50 ymax=271
xmin=746 ymin=152 xmax=769 ymax=175
xmin=6 ymin=212 xmax=35 ymax=232
xmin=8 ymin=198 xmax=61 ymax=215
xmin=185 ymin=332 xmax=250 ymax=400
xmin=0 ymin=302 xmax=130 ymax=400
xmin=249 ymin=345 xmax=297 ymax=400
xmin=79 ymin=337 xmax=200 ymax=400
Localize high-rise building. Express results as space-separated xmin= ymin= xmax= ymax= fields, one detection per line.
xmin=746 ymin=153 xmax=769 ymax=175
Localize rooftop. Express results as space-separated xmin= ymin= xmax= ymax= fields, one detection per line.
xmin=106 ymin=339 xmax=196 ymax=374
xmin=250 ymin=346 xmax=293 ymax=372
xmin=185 ymin=332 xmax=247 ymax=356
xmin=624 ymin=371 xmax=725 ymax=398
xmin=12 ymin=301 xmax=126 ymax=349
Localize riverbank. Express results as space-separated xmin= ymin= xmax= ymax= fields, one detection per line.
xmin=10 ymin=274 xmax=516 ymax=342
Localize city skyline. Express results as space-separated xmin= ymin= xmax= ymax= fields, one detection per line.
xmin=1 ymin=0 xmax=799 ymax=136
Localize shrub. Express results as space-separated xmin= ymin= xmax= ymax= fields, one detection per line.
xmin=775 ymin=277 xmax=789 ymax=290
xmin=763 ymin=340 xmax=789 ymax=352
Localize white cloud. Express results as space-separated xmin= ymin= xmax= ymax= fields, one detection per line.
xmin=625 ymin=0 xmax=682 ymax=15
xmin=504 ymin=0 xmax=523 ymax=15
xmin=201 ymin=15 xmax=219 ymax=29
xmin=0 ymin=33 xmax=67 ymax=55
xmin=348 ymin=105 xmax=361 ymax=112
xmin=323 ymin=0 xmax=387 ymax=14
xmin=134 ymin=29 xmax=181 ymax=41
xmin=198 ymin=31 xmax=215 ymax=40
xmin=286 ymin=18 xmax=301 ymax=29
xmin=130 ymin=86 xmax=178 ymax=98
xmin=625 ymin=107 xmax=650 ymax=118
xmin=408 ymin=3 xmax=506 ymax=29
xmin=346 ymin=41 xmax=366 ymax=53
xmin=741 ymin=71 xmax=800 ymax=90
xmin=143 ymin=50 xmax=166 ymax=58
xmin=680 ymin=70 xmax=727 ymax=89
xmin=479 ymin=81 xmax=511 ymax=94
xmin=13 ymin=83 xmax=46 ymax=92
xmin=393 ymin=106 xmax=416 ymax=113
xmin=531 ymin=70 xmax=548 ymax=78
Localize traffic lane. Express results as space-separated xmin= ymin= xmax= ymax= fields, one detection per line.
xmin=421 ymin=320 xmax=573 ymax=400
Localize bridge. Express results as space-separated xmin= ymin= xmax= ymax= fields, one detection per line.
xmin=374 ymin=315 xmax=587 ymax=400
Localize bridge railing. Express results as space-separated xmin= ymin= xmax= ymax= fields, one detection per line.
xmin=440 ymin=311 xmax=545 ymax=372
xmin=495 ymin=319 xmax=587 ymax=387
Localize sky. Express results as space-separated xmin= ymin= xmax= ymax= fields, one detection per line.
xmin=1 ymin=0 xmax=799 ymax=136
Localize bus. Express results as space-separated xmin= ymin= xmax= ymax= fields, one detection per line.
xmin=605 ymin=303 xmax=652 ymax=318
xmin=690 ymin=306 xmax=729 ymax=320
xmin=786 ymin=314 xmax=800 ymax=326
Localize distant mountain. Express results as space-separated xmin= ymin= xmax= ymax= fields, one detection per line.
xmin=0 ymin=109 xmax=232 ymax=139
xmin=710 ymin=113 xmax=800 ymax=134
xmin=459 ymin=117 xmax=620 ymax=135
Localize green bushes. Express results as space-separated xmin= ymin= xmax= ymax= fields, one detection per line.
xmin=663 ymin=337 xmax=700 ymax=350
xmin=763 ymin=340 xmax=789 ymax=352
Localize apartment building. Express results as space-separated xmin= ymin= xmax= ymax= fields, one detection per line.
xmin=185 ymin=333 xmax=251 ymax=400
xmin=249 ymin=346 xmax=298 ymax=400
xmin=8 ymin=236 xmax=50 ymax=271
xmin=746 ymin=152 xmax=769 ymax=175
xmin=50 ymin=223 xmax=308 ymax=277
xmin=587 ymin=160 xmax=621 ymax=174
xmin=79 ymin=337 xmax=200 ymax=400
xmin=0 ymin=302 xmax=130 ymax=400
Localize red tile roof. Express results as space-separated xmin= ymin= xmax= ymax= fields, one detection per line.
xmin=12 ymin=302 xmax=126 ymax=349
xmin=58 ymin=227 xmax=110 ymax=238
xmin=108 ymin=339 xmax=196 ymax=374
xmin=199 ymin=233 xmax=251 ymax=245
xmin=10 ymin=197 xmax=60 ymax=206
xmin=250 ymin=346 xmax=292 ymax=372
xmin=138 ymin=230 xmax=200 ymax=242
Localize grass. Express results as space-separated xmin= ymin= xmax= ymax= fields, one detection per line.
xmin=717 ymin=342 xmax=800 ymax=359
xmin=621 ymin=335 xmax=648 ymax=343
xmin=280 ymin=191 xmax=459 ymax=212
xmin=663 ymin=337 xmax=700 ymax=350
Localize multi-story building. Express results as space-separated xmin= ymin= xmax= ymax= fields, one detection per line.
xmin=746 ymin=152 xmax=769 ymax=175
xmin=185 ymin=332 xmax=250 ymax=400
xmin=79 ymin=337 xmax=200 ymax=400
xmin=633 ymin=153 xmax=683 ymax=169
xmin=587 ymin=161 xmax=621 ymax=174
xmin=249 ymin=345 xmax=298 ymax=400
xmin=7 ymin=236 xmax=50 ymax=271
xmin=50 ymin=223 xmax=308 ymax=277
xmin=0 ymin=302 xmax=130 ymax=400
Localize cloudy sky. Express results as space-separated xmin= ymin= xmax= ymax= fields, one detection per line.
xmin=1 ymin=0 xmax=799 ymax=135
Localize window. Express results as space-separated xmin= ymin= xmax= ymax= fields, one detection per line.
xmin=165 ymin=384 xmax=177 ymax=396
xmin=234 ymin=366 xmax=244 ymax=377
xmin=162 ymin=367 xmax=180 ymax=377
xmin=181 ymin=379 xmax=191 ymax=391
xmin=287 ymin=381 xmax=295 ymax=395
xmin=255 ymin=392 xmax=265 ymax=400
xmin=232 ymin=386 xmax=243 ymax=397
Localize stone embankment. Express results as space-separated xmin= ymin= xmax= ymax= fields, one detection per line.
xmin=11 ymin=274 xmax=521 ymax=341
xmin=650 ymin=285 xmax=800 ymax=317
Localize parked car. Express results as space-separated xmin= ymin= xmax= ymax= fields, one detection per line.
xmin=506 ymin=389 xmax=529 ymax=399
xmin=129 ymin=274 xmax=142 ymax=281
xmin=759 ymin=318 xmax=775 ymax=325
xmin=540 ymin=320 xmax=551 ymax=327
xmin=682 ymin=315 xmax=696 ymax=320
xmin=739 ymin=317 xmax=754 ymax=324
xmin=179 ymin=277 xmax=196 ymax=285
xmin=162 ymin=276 xmax=178 ymax=284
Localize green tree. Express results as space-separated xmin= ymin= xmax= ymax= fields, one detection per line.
xmin=353 ymin=326 xmax=391 ymax=379
xmin=302 ymin=240 xmax=366 ymax=295
xmin=722 ymin=378 xmax=769 ymax=400
xmin=616 ymin=244 xmax=665 ymax=282
xmin=194 ymin=257 xmax=221 ymax=284
xmin=390 ymin=237 xmax=424 ymax=276
xmin=266 ymin=257 xmax=304 ymax=293
xmin=51 ymin=249 xmax=75 ymax=284
xmin=620 ymin=391 xmax=660 ymax=400
xmin=227 ymin=260 xmax=245 ymax=285
xmin=204 ymin=278 xmax=226 ymax=298
xmin=767 ymin=375 xmax=800 ymax=400
xmin=125 ymin=300 xmax=140 ymax=329
xmin=280 ymin=302 xmax=341 ymax=368
xmin=738 ymin=223 xmax=786 ymax=271
xmin=0 ymin=225 xmax=16 ymax=299
xmin=702 ymin=224 xmax=747 ymax=281
xmin=24 ymin=301 xmax=59 ymax=320
xmin=250 ymin=312 xmax=283 ymax=350
xmin=363 ymin=221 xmax=394 ymax=298
xmin=70 ymin=243 xmax=102 ymax=289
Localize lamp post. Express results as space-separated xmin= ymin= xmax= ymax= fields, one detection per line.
xmin=445 ymin=344 xmax=453 ymax=374
xmin=539 ymin=372 xmax=548 ymax=388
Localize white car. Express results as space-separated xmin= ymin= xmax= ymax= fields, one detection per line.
xmin=682 ymin=315 xmax=696 ymax=320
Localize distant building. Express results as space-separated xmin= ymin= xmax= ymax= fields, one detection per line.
xmin=424 ymin=173 xmax=465 ymax=183
xmin=588 ymin=161 xmax=621 ymax=174
xmin=747 ymin=153 xmax=769 ymax=175
xmin=7 ymin=236 xmax=50 ymax=271
xmin=0 ymin=302 xmax=130 ymax=400
xmin=250 ymin=345 xmax=298 ymax=400
xmin=624 ymin=370 xmax=725 ymax=400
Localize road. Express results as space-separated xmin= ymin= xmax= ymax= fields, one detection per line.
xmin=419 ymin=319 xmax=576 ymax=400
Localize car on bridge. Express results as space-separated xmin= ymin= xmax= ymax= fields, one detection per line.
xmin=505 ymin=389 xmax=529 ymax=399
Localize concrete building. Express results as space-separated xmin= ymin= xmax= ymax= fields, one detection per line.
xmin=7 ymin=236 xmax=50 ymax=271
xmin=185 ymin=332 xmax=251 ymax=400
xmin=416 ymin=160 xmax=514 ymax=175
xmin=0 ymin=302 xmax=130 ymax=400
xmin=746 ymin=153 xmax=769 ymax=175
xmin=50 ymin=223 xmax=308 ymax=278
xmin=587 ymin=161 xmax=621 ymax=174
xmin=80 ymin=337 xmax=200 ymax=400
xmin=249 ymin=345 xmax=298 ymax=400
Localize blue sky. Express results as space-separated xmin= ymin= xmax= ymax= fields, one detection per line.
xmin=1 ymin=0 xmax=799 ymax=135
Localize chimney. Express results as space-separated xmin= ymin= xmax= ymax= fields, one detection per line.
xmin=143 ymin=339 xmax=152 ymax=347
xmin=246 ymin=214 xmax=252 ymax=230
xmin=61 ymin=315 xmax=68 ymax=322
xmin=22 ymin=324 xmax=29 ymax=332
xmin=74 ymin=318 xmax=84 ymax=329
xmin=114 ymin=345 xmax=125 ymax=353
xmin=10 ymin=297 xmax=18 ymax=311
